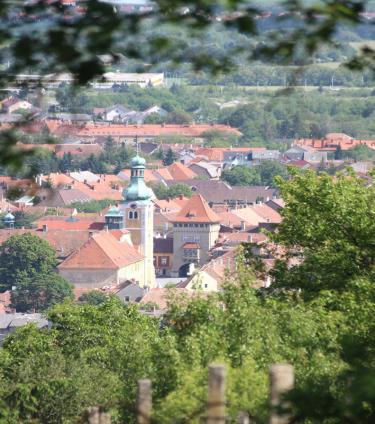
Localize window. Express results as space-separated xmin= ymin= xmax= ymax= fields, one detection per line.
xmin=204 ymin=284 xmax=208 ymax=288
xmin=160 ymin=257 xmax=168 ymax=265
xmin=128 ymin=210 xmax=138 ymax=219
xmin=124 ymin=296 xmax=130 ymax=302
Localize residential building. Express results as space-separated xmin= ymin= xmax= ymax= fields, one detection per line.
xmin=165 ymin=180 xmax=278 ymax=207
xmin=284 ymin=145 xmax=327 ymax=163
xmin=154 ymin=237 xmax=173 ymax=277
xmin=0 ymin=313 xmax=49 ymax=343
xmin=114 ymin=281 xmax=146 ymax=304
xmin=295 ymin=133 xmax=375 ymax=151
xmin=188 ymin=161 xmax=221 ymax=179
xmin=176 ymin=249 xmax=237 ymax=292
xmin=45 ymin=121 xmax=242 ymax=143
xmin=15 ymin=72 xmax=164 ymax=89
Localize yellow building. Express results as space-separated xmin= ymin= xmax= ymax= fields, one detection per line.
xmin=58 ymin=230 xmax=146 ymax=289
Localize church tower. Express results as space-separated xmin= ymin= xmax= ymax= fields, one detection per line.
xmin=121 ymin=155 xmax=156 ymax=287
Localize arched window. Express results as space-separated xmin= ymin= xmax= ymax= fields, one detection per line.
xmin=134 ymin=211 xmax=138 ymax=219
xmin=128 ymin=211 xmax=134 ymax=219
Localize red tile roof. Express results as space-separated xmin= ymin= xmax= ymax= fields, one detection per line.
xmin=58 ymin=231 xmax=143 ymax=270
xmin=173 ymin=194 xmax=220 ymax=223
xmin=0 ymin=290 xmax=12 ymax=313
xmin=36 ymin=216 xmax=104 ymax=231
xmin=164 ymin=162 xmax=197 ymax=180
xmin=0 ymin=228 xmax=91 ymax=259
xmin=46 ymin=121 xmax=242 ymax=138
xmin=194 ymin=147 xmax=266 ymax=161
xmin=252 ymin=204 xmax=282 ymax=224
xmin=295 ymin=133 xmax=375 ymax=151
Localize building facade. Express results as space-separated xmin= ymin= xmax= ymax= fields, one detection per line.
xmin=171 ymin=194 xmax=220 ymax=277
xmin=110 ymin=154 xmax=156 ymax=287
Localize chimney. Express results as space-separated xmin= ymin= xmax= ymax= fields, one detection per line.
xmin=240 ymin=220 xmax=246 ymax=231
xmin=104 ymin=225 xmax=109 ymax=232
xmin=248 ymin=234 xmax=253 ymax=243
xmin=42 ymin=224 xmax=48 ymax=233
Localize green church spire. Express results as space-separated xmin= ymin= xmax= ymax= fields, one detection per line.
xmin=123 ymin=155 xmax=154 ymax=201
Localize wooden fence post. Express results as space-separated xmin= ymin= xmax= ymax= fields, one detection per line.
xmin=269 ymin=364 xmax=294 ymax=424
xmin=137 ymin=379 xmax=152 ymax=424
xmin=237 ymin=411 xmax=251 ymax=424
xmin=99 ymin=412 xmax=111 ymax=424
xmin=207 ymin=364 xmax=226 ymax=424
xmin=86 ymin=407 xmax=111 ymax=424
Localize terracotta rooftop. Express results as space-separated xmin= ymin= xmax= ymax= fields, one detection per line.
xmin=194 ymin=147 xmax=266 ymax=161
xmin=36 ymin=216 xmax=104 ymax=231
xmin=172 ymin=194 xmax=220 ymax=223
xmin=295 ymin=133 xmax=375 ymax=151
xmin=58 ymin=231 xmax=143 ymax=270
xmin=251 ymin=204 xmax=282 ymax=224
xmin=0 ymin=228 xmax=91 ymax=259
xmin=46 ymin=121 xmax=242 ymax=138
xmin=163 ymin=162 xmax=197 ymax=180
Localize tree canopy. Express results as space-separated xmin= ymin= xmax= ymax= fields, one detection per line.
xmin=268 ymin=167 xmax=375 ymax=294
xmin=221 ymin=161 xmax=289 ymax=187
xmin=0 ymin=233 xmax=73 ymax=311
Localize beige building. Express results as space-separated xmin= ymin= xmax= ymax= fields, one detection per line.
xmin=171 ymin=194 xmax=220 ymax=277
xmin=105 ymin=155 xmax=156 ymax=287
xmin=58 ymin=231 xmax=145 ymax=289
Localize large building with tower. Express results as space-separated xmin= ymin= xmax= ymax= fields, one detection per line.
xmin=171 ymin=194 xmax=221 ymax=277
xmin=58 ymin=154 xmax=156 ymax=289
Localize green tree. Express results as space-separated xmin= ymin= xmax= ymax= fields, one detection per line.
xmin=78 ymin=290 xmax=109 ymax=306
xmin=167 ymin=183 xmax=193 ymax=199
xmin=258 ymin=161 xmax=289 ymax=187
xmin=0 ymin=233 xmax=73 ymax=312
xmin=150 ymin=182 xmax=192 ymax=200
xmin=165 ymin=110 xmax=192 ymax=125
xmin=69 ymin=199 xmax=113 ymax=213
xmin=221 ymin=166 xmax=261 ymax=186
xmin=11 ymin=273 xmax=73 ymax=313
xmin=0 ymin=234 xmax=57 ymax=291
xmin=269 ymin=168 xmax=375 ymax=294
xmin=162 ymin=148 xmax=178 ymax=166
xmin=334 ymin=144 xmax=343 ymax=160
xmin=345 ymin=144 xmax=375 ymax=161
xmin=202 ymin=129 xmax=238 ymax=148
